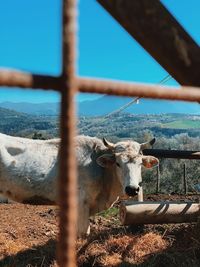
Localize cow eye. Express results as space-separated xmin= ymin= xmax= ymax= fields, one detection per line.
xmin=116 ymin=162 xmax=121 ymax=168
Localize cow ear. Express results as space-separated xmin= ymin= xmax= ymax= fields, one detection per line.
xmin=140 ymin=138 xmax=156 ymax=150
xmin=142 ymin=156 xmax=159 ymax=168
xmin=96 ymin=154 xmax=116 ymax=168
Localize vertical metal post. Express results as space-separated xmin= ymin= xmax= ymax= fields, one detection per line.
xmin=183 ymin=163 xmax=188 ymax=195
xmin=138 ymin=187 xmax=144 ymax=202
xmin=58 ymin=1 xmax=77 ymax=267
xmin=156 ymin=165 xmax=160 ymax=193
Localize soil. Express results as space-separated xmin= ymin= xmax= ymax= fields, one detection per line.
xmin=0 ymin=194 xmax=199 ymax=267
xmin=0 ymin=204 xmax=59 ymax=267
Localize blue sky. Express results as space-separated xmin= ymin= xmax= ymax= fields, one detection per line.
xmin=0 ymin=0 xmax=199 ymax=103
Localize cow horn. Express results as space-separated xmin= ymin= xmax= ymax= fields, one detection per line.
xmin=102 ymin=138 xmax=115 ymax=149
xmin=140 ymin=138 xmax=156 ymax=150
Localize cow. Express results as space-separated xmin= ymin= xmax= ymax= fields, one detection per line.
xmin=0 ymin=133 xmax=159 ymax=236
xmin=76 ymin=136 xmax=158 ymax=235
xmin=0 ymin=133 xmax=59 ymax=204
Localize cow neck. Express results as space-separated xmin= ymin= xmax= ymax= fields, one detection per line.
xmin=101 ymin=164 xmax=122 ymax=209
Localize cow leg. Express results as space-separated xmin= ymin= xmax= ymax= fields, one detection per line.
xmin=138 ymin=186 xmax=144 ymax=202
xmin=77 ymin=200 xmax=90 ymax=238
xmin=86 ymin=224 xmax=91 ymax=235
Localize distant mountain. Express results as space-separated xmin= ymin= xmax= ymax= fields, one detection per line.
xmin=0 ymin=102 xmax=60 ymax=115
xmin=78 ymin=95 xmax=200 ymax=116
xmin=1 ymin=96 xmax=200 ymax=117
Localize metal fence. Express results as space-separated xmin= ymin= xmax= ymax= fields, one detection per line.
xmin=0 ymin=1 xmax=200 ymax=266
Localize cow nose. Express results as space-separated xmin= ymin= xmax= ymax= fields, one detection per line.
xmin=125 ymin=186 xmax=140 ymax=196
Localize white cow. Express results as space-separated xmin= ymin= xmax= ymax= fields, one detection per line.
xmin=0 ymin=133 xmax=159 ymax=236
xmin=76 ymin=136 xmax=158 ymax=236
xmin=0 ymin=133 xmax=59 ymax=204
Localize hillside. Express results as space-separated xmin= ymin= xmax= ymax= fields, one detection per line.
xmin=78 ymin=113 xmax=200 ymax=139
xmin=0 ymin=107 xmax=58 ymax=138
xmin=0 ymin=102 xmax=60 ymax=116
xmin=1 ymin=107 xmax=200 ymax=140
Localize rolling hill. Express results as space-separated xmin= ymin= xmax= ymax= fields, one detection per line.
xmin=1 ymin=106 xmax=200 ymax=140
xmin=0 ymin=107 xmax=58 ymax=137
xmin=0 ymin=102 xmax=60 ymax=116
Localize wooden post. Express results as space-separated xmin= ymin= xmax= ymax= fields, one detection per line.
xmin=120 ymin=201 xmax=200 ymax=225
xmin=183 ymin=163 xmax=188 ymax=195
xmin=156 ymin=165 xmax=160 ymax=193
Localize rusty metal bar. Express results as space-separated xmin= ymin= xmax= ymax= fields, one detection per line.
xmin=58 ymin=0 xmax=77 ymax=267
xmin=2 ymin=70 xmax=200 ymax=103
xmin=143 ymin=149 xmax=200 ymax=159
xmin=78 ymin=77 xmax=200 ymax=102
xmin=97 ymin=0 xmax=200 ymax=86
xmin=2 ymin=69 xmax=200 ymax=103
xmin=0 ymin=70 xmax=61 ymax=90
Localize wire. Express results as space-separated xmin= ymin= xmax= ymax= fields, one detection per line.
xmin=105 ymin=97 xmax=140 ymax=118
xmin=104 ymin=74 xmax=172 ymax=118
xmin=158 ymin=74 xmax=171 ymax=85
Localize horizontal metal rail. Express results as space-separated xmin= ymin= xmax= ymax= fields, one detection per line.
xmin=78 ymin=77 xmax=200 ymax=102
xmin=144 ymin=149 xmax=200 ymax=159
xmin=1 ymin=72 xmax=200 ymax=104
xmin=0 ymin=70 xmax=61 ymax=90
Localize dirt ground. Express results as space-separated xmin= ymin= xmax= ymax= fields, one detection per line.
xmin=0 ymin=194 xmax=199 ymax=267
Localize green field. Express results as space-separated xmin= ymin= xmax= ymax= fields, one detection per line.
xmin=163 ymin=119 xmax=200 ymax=129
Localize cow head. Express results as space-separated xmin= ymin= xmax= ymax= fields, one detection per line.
xmin=96 ymin=138 xmax=159 ymax=197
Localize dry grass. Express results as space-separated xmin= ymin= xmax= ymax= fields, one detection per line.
xmin=0 ymin=235 xmax=28 ymax=256
xmin=127 ymin=233 xmax=168 ymax=263
xmin=77 ymin=232 xmax=168 ymax=266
